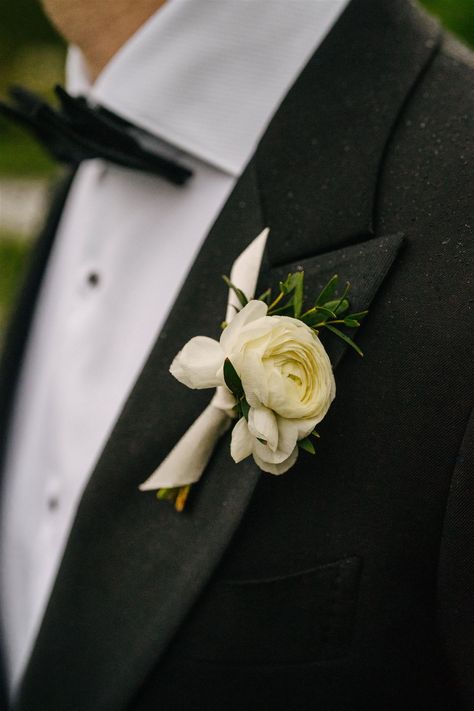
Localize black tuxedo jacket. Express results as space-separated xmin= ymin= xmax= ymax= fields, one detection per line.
xmin=1 ymin=1 xmax=473 ymax=709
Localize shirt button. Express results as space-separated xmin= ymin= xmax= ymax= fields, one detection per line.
xmin=47 ymin=496 xmax=60 ymax=512
xmin=87 ymin=271 xmax=101 ymax=287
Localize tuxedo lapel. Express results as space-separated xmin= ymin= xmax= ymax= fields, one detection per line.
xmin=12 ymin=2 xmax=440 ymax=710
xmin=262 ymin=232 xmax=405 ymax=371
xmin=254 ymin=0 xmax=440 ymax=262
xmin=14 ymin=162 xmax=266 ymax=711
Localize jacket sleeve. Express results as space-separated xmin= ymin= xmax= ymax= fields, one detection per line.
xmin=437 ymin=407 xmax=474 ymax=705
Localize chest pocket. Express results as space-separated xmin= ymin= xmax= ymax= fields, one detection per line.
xmin=172 ymin=556 xmax=361 ymax=666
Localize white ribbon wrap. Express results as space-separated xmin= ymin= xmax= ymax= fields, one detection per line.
xmin=139 ymin=228 xmax=269 ymax=491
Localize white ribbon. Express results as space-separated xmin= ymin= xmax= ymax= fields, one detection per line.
xmin=139 ymin=228 xmax=269 ymax=492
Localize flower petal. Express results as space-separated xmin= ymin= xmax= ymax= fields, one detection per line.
xmin=291 ymin=417 xmax=320 ymax=440
xmin=248 ymin=406 xmax=279 ymax=451
xmin=276 ymin=417 xmax=300 ymax=457
xmin=253 ymin=445 xmax=299 ymax=475
xmin=253 ymin=418 xmax=299 ymax=464
xmin=220 ymin=300 xmax=268 ymax=353
xmin=170 ymin=336 xmax=224 ymax=389
xmin=239 ymin=346 xmax=270 ymax=408
xmin=230 ymin=417 xmax=254 ymax=463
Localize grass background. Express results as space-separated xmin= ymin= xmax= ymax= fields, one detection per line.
xmin=0 ymin=0 xmax=473 ymax=327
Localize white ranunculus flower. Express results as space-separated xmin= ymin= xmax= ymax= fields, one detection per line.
xmin=170 ymin=299 xmax=336 ymax=475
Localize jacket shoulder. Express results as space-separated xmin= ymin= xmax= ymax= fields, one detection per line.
xmin=377 ymin=30 xmax=474 ymax=246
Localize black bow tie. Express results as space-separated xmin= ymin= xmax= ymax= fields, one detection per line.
xmin=0 ymin=85 xmax=193 ymax=186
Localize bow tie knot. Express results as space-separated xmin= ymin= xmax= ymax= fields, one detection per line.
xmin=0 ymin=85 xmax=193 ymax=185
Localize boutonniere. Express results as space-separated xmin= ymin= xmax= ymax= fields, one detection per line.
xmin=140 ymin=229 xmax=367 ymax=511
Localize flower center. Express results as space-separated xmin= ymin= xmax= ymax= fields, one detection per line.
xmin=287 ymin=372 xmax=303 ymax=387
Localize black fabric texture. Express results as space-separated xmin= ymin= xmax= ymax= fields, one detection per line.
xmin=0 ymin=0 xmax=472 ymax=709
xmin=437 ymin=408 xmax=474 ymax=705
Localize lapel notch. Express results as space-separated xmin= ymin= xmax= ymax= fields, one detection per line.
xmin=262 ymin=232 xmax=405 ymax=370
xmin=254 ymin=0 xmax=440 ymax=263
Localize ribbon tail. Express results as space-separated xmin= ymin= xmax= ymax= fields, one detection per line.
xmin=139 ymin=403 xmax=232 ymax=491
xmin=225 ymin=227 xmax=269 ymax=322
xmin=140 ymin=228 xmax=269 ymax=495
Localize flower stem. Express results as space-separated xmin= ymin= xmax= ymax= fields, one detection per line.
xmin=267 ymin=290 xmax=285 ymax=313
xmin=156 ymin=485 xmax=192 ymax=512
xmin=175 ymin=485 xmax=191 ymax=512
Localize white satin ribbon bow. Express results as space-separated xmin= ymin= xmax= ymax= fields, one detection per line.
xmin=139 ymin=228 xmax=269 ymax=492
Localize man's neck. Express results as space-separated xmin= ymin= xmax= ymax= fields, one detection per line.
xmin=41 ymin=0 xmax=167 ymax=81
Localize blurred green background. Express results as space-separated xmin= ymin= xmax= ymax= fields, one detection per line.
xmin=0 ymin=0 xmax=473 ymax=330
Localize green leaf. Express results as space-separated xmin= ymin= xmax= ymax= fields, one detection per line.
xmin=298 ymin=437 xmax=316 ymax=454
xmin=156 ymin=488 xmax=178 ymax=502
xmin=315 ymin=305 xmax=337 ymax=319
xmin=270 ymin=302 xmax=297 ymax=315
xmin=223 ymin=359 xmax=244 ymax=398
xmin=302 ymin=307 xmax=336 ymax=328
xmin=222 ymin=275 xmax=248 ymax=308
xmin=325 ymin=324 xmax=364 ymax=357
xmin=324 ymin=298 xmax=350 ymax=315
xmin=315 ymin=274 xmax=338 ymax=306
xmin=343 ymin=318 xmax=360 ymax=328
xmin=331 ymin=281 xmax=351 ymax=316
xmin=240 ymin=398 xmax=250 ymax=421
xmin=279 ymin=271 xmax=304 ymax=298
xmin=279 ymin=273 xmax=294 ymax=294
xmin=301 ymin=311 xmax=323 ymax=327
xmin=303 ymin=313 xmax=327 ymax=327
xmin=257 ymin=287 xmax=272 ymax=304
xmin=291 ymin=271 xmax=304 ymax=317
xmin=348 ymin=310 xmax=369 ymax=320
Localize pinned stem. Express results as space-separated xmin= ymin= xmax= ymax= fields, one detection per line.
xmin=156 ymin=485 xmax=192 ymax=512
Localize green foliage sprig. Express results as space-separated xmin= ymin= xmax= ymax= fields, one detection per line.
xmin=223 ymin=271 xmax=368 ymax=357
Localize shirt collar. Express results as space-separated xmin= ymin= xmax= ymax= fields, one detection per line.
xmin=67 ymin=0 xmax=349 ymax=176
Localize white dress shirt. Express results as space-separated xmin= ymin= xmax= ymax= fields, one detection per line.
xmin=0 ymin=0 xmax=349 ymax=692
